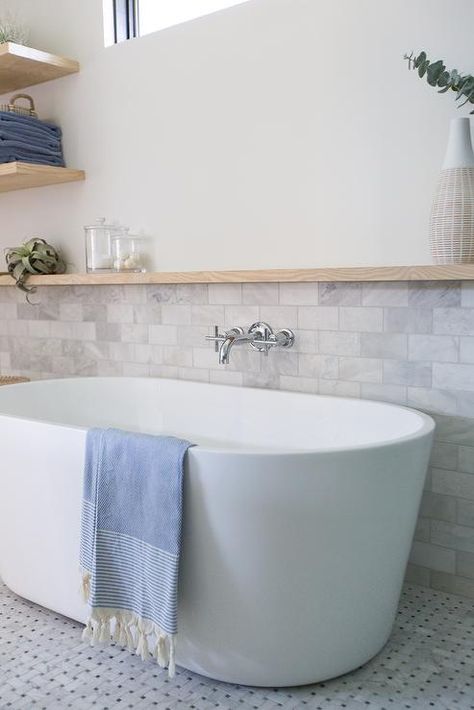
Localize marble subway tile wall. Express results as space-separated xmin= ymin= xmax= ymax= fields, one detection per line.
xmin=1 ymin=279 xmax=474 ymax=598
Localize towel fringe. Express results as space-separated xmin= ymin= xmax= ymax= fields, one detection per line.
xmin=168 ymin=635 xmax=176 ymax=679
xmin=82 ymin=607 xmax=176 ymax=677
xmin=80 ymin=568 xmax=91 ymax=603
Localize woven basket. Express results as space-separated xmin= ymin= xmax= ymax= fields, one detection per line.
xmin=0 ymin=93 xmax=38 ymax=117
xmin=0 ymin=376 xmax=30 ymax=386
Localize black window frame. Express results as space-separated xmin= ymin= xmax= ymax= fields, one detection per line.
xmin=113 ymin=0 xmax=139 ymax=43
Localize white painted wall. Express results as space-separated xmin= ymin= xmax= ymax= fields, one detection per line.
xmin=0 ymin=0 xmax=473 ymax=272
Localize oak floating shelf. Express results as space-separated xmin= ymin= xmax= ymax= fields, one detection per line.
xmin=0 ymin=162 xmax=85 ymax=192
xmin=1 ymin=264 xmax=474 ymax=287
xmin=0 ymin=42 xmax=79 ymax=93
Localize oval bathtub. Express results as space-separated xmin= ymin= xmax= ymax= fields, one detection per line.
xmin=0 ymin=377 xmax=434 ymax=687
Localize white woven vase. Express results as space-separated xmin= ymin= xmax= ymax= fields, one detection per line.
xmin=430 ymin=117 xmax=474 ymax=264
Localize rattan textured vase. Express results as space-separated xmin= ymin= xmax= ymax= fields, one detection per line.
xmin=430 ymin=117 xmax=474 ymax=264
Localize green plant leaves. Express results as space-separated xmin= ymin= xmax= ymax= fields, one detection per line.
xmin=426 ymin=60 xmax=445 ymax=86
xmin=4 ymin=237 xmax=66 ymax=301
xmin=405 ymin=51 xmax=474 ymax=113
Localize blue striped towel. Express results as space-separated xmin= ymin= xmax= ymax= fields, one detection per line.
xmin=80 ymin=428 xmax=193 ymax=677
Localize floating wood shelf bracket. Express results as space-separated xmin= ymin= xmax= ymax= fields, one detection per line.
xmin=0 ymin=42 xmax=79 ymax=93
xmin=1 ymin=264 xmax=474 ymax=287
xmin=0 ymin=162 xmax=85 ymax=192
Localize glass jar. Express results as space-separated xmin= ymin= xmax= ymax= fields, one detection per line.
xmin=84 ymin=218 xmax=119 ymax=273
xmin=111 ymin=229 xmax=148 ymax=273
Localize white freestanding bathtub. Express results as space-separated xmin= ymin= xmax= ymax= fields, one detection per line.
xmin=0 ymin=377 xmax=434 ymax=687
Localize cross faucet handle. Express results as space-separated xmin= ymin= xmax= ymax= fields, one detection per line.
xmin=205 ymin=325 xmax=245 ymax=352
xmin=205 ymin=325 xmax=226 ymax=352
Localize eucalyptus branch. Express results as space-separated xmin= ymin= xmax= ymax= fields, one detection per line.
xmin=404 ymin=51 xmax=474 ymax=113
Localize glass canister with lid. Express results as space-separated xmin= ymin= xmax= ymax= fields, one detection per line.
xmin=84 ymin=218 xmax=119 ymax=273
xmin=111 ymin=228 xmax=148 ymax=273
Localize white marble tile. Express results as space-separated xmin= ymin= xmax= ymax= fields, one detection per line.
xmin=297 ymin=306 xmax=339 ymax=330
xmin=319 ymin=331 xmax=360 ymax=356
xmin=458 ymin=446 xmax=474 ymax=474
xmin=361 ymin=333 xmax=407 ymax=359
xmin=360 ymin=382 xmax=407 ymax=404
xmin=339 ymin=307 xmax=383 ymax=332
xmin=460 ymin=336 xmax=474 ymax=363
xmin=209 ymin=368 xmax=243 ymax=386
xmin=433 ymin=363 xmax=474 ymax=391
xmin=461 ymin=281 xmax=474 ymax=307
xmin=319 ymin=282 xmax=361 ymax=305
xmin=190 ymin=304 xmax=225 ymax=326
xmin=420 ymin=491 xmax=457 ymax=523
xmin=259 ymin=305 xmax=298 ymax=328
xmin=242 ymin=282 xmax=279 ymax=305
xmin=383 ymin=307 xmax=432 ymax=334
xmin=208 ymin=283 xmax=242 ymax=304
xmin=148 ymin=324 xmax=178 ymax=345
xmin=432 ymin=468 xmax=474 ymax=501
xmin=192 ymin=347 xmax=220 ymax=369
xmin=224 ymin=305 xmax=259 ymax=326
xmin=318 ymin=379 xmax=361 ymax=398
xmin=408 ymin=282 xmax=461 ymax=308
xmin=456 ymin=550 xmax=474 ymax=579
xmin=161 ymin=304 xmax=192 ymax=325
xmin=178 ymin=366 xmax=209 ymax=382
xmin=279 ymin=282 xmax=318 ymax=305
xmin=338 ymin=357 xmax=383 ymax=383
xmin=457 ymin=500 xmax=474 ymax=527
xmin=279 ymin=374 xmax=318 ymax=393
xmin=120 ymin=323 xmax=148 ymax=343
xmin=298 ymin=353 xmax=338 ymax=379
xmin=408 ymin=334 xmax=458 ymax=362
xmin=431 ymin=520 xmax=474 ymax=554
xmin=163 ymin=346 xmax=193 ymax=367
xmin=409 ymin=541 xmax=455 ymax=573
xmin=407 ymin=387 xmax=458 ymax=415
xmin=383 ymin=360 xmax=432 ymax=387
xmin=433 ymin=307 xmax=474 ymax=335
xmin=106 ymin=303 xmax=134 ymax=324
xmin=361 ymin=282 xmax=408 ymax=306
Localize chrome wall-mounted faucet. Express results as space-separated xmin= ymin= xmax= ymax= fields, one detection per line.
xmin=206 ymin=322 xmax=295 ymax=365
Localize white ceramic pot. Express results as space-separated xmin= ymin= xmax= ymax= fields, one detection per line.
xmin=430 ymin=117 xmax=474 ymax=264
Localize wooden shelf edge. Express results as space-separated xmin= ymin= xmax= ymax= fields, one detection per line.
xmin=0 ymin=42 xmax=79 ymax=71
xmin=1 ymin=264 xmax=474 ymax=287
xmin=0 ymin=163 xmax=85 ymax=192
xmin=0 ymin=42 xmax=79 ymax=93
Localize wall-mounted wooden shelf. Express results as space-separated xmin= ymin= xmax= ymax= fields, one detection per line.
xmin=1 ymin=264 xmax=474 ymax=287
xmin=0 ymin=162 xmax=85 ymax=192
xmin=0 ymin=42 xmax=79 ymax=93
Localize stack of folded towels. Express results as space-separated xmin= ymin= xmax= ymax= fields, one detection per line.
xmin=0 ymin=110 xmax=65 ymax=167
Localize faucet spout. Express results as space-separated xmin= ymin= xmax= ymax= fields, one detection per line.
xmin=218 ymin=330 xmax=253 ymax=365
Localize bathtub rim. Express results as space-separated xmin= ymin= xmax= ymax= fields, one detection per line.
xmin=0 ymin=376 xmax=435 ymax=456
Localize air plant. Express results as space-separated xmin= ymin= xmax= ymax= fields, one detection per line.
xmin=0 ymin=10 xmax=29 ymax=45
xmin=5 ymin=238 xmax=66 ymax=303
xmin=404 ymin=51 xmax=474 ymax=113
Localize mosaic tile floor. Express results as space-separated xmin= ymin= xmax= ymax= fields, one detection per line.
xmin=0 ymin=581 xmax=473 ymax=710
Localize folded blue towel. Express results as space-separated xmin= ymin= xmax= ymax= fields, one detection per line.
xmin=0 ymin=137 xmax=63 ymax=158
xmin=0 ymin=110 xmax=62 ymax=138
xmin=0 ymin=128 xmax=61 ymax=151
xmin=80 ymin=428 xmax=194 ymax=677
xmin=0 ymin=152 xmax=65 ymax=167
